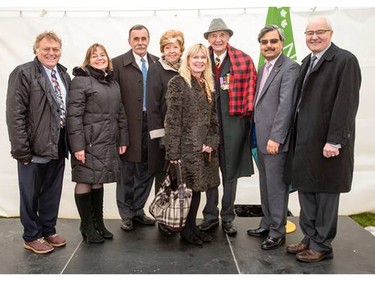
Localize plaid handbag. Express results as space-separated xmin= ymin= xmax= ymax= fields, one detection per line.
xmin=149 ymin=162 xmax=192 ymax=232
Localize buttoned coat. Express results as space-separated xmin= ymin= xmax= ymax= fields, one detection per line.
xmin=254 ymin=54 xmax=299 ymax=154
xmin=291 ymin=43 xmax=361 ymax=193
xmin=112 ymin=50 xmax=159 ymax=162
xmin=146 ymin=61 xmax=178 ymax=174
xmin=164 ymin=76 xmax=220 ymax=192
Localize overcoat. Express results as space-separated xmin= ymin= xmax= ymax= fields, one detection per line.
xmin=6 ymin=57 xmax=71 ymax=163
xmin=164 ymin=75 xmax=220 ymax=192
xmin=212 ymin=53 xmax=253 ymax=182
xmin=291 ymin=43 xmax=361 ymax=193
xmin=67 ymin=66 xmax=129 ymax=184
xmin=146 ymin=61 xmax=178 ymax=174
xmin=112 ymin=50 xmax=159 ymax=162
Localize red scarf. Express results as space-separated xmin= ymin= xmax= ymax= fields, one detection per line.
xmin=212 ymin=44 xmax=257 ymax=116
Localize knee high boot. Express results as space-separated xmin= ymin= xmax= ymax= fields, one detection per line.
xmin=75 ymin=193 xmax=105 ymax=243
xmin=180 ymin=191 xmax=203 ymax=246
xmin=91 ymin=188 xmax=113 ymax=239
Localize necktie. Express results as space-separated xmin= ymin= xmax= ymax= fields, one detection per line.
xmin=51 ymin=69 xmax=66 ymax=127
xmin=215 ymin=57 xmax=221 ymax=67
xmin=141 ymin=57 xmax=147 ymax=111
xmin=303 ymin=55 xmax=317 ymax=85
xmin=255 ymin=62 xmax=272 ymax=105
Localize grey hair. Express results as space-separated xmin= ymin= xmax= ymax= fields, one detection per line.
xmin=257 ymin=24 xmax=285 ymax=43
xmin=128 ymin=24 xmax=150 ymax=40
xmin=306 ymin=16 xmax=332 ymax=30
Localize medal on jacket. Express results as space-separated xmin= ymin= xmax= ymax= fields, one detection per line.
xmin=220 ymin=74 xmax=230 ymax=90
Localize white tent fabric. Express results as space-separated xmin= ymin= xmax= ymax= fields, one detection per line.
xmin=0 ymin=6 xmax=374 ymax=218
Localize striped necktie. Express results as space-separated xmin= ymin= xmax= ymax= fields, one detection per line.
xmin=51 ymin=69 xmax=66 ymax=127
xmin=215 ymin=57 xmax=221 ymax=67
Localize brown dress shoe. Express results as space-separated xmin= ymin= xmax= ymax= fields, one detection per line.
xmin=45 ymin=234 xmax=66 ymax=247
xmin=286 ymin=242 xmax=308 ymax=254
xmin=24 ymin=238 xmax=54 ymax=254
xmin=296 ymin=249 xmax=334 ymax=263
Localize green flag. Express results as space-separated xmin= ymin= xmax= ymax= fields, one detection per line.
xmin=258 ymin=7 xmax=297 ymax=69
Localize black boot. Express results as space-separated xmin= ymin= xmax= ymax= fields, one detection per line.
xmin=75 ymin=193 xmax=105 ymax=243
xmin=180 ymin=191 xmax=203 ymax=246
xmin=91 ymin=188 xmax=113 ymax=239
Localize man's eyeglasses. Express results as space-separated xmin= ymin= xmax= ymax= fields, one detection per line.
xmin=40 ymin=47 xmax=61 ymax=53
xmin=260 ymin=39 xmax=280 ymax=45
xmin=304 ymin=30 xmax=331 ymax=36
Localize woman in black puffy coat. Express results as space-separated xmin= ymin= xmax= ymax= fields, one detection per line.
xmin=67 ymin=43 xmax=129 ymax=243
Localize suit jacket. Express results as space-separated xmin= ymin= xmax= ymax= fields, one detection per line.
xmin=254 ymin=54 xmax=300 ymax=154
xmin=291 ymin=43 xmax=361 ymax=193
xmin=112 ymin=50 xmax=158 ymax=162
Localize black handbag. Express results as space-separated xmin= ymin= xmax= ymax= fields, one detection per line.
xmin=149 ymin=162 xmax=192 ymax=232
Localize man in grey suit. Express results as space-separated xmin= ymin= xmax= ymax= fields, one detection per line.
xmin=247 ymin=25 xmax=299 ymax=250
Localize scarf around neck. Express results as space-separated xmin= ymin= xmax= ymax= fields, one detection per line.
xmin=211 ymin=44 xmax=257 ymax=116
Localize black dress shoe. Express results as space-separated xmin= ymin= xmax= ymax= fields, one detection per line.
xmin=134 ymin=214 xmax=156 ymax=225
xmin=222 ymin=221 xmax=237 ymax=235
xmin=261 ymin=236 xmax=285 ymax=250
xmin=180 ymin=233 xmax=203 ymax=246
xmin=198 ymin=219 xmax=219 ymax=231
xmin=121 ymin=218 xmax=134 ymax=231
xmin=247 ymin=227 xmax=269 ymax=237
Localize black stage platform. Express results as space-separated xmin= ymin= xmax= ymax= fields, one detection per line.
xmin=0 ymin=216 xmax=374 ymax=274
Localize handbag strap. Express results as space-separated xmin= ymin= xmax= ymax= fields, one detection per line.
xmin=175 ymin=162 xmax=184 ymax=186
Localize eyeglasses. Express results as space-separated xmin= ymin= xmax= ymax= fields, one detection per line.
xmin=304 ymin=30 xmax=331 ymax=36
xmin=260 ymin=39 xmax=280 ymax=45
xmin=39 ymin=47 xmax=61 ymax=53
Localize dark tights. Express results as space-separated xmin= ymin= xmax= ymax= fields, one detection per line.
xmin=75 ymin=183 xmax=103 ymax=194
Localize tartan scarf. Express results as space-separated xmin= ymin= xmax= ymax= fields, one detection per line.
xmin=212 ymin=44 xmax=257 ymax=116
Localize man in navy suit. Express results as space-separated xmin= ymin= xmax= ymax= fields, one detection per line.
xmin=247 ymin=25 xmax=299 ymax=250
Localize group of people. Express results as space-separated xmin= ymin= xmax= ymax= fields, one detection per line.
xmin=6 ymin=15 xmax=361 ymax=264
